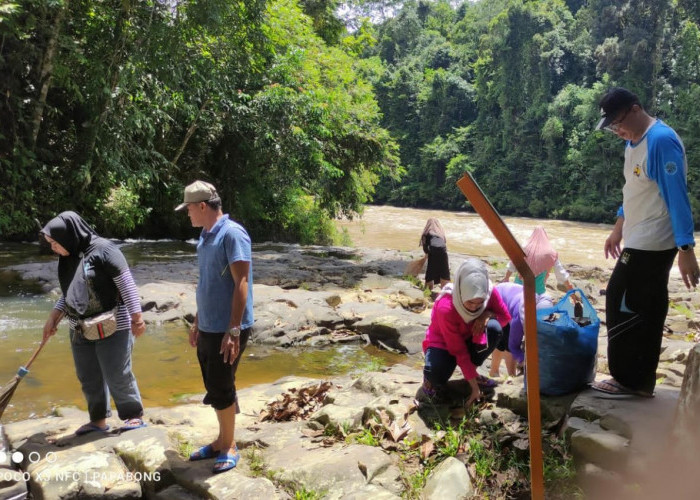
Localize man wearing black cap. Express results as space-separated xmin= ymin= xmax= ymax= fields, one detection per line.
xmin=175 ymin=180 xmax=254 ymax=473
xmin=591 ymin=87 xmax=699 ymax=397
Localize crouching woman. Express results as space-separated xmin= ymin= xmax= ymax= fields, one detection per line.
xmin=421 ymin=258 xmax=511 ymax=405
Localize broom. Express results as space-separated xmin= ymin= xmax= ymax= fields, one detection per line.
xmin=404 ymin=254 xmax=427 ymax=277
xmin=0 ymin=339 xmax=48 ymax=420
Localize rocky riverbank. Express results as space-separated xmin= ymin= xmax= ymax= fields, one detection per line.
xmin=3 ymin=243 xmax=700 ymax=499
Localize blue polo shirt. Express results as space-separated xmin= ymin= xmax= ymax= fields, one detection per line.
xmin=195 ymin=214 xmax=254 ymax=333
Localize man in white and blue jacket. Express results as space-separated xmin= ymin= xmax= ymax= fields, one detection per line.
xmin=591 ymin=87 xmax=699 ymax=397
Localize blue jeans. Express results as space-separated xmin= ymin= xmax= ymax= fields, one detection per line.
xmin=423 ymin=319 xmax=504 ymax=386
xmin=70 ymin=328 xmax=143 ymax=421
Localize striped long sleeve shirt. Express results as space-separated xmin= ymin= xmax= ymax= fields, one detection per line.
xmin=55 ymin=268 xmax=142 ymax=332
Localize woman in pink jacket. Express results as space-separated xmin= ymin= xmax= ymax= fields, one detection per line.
xmin=422 ymin=258 xmax=511 ymax=406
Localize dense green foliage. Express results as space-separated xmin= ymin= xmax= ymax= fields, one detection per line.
xmin=3 ymin=0 xmax=700 ymax=241
xmin=366 ymin=0 xmax=700 ymax=225
xmin=0 ymin=0 xmax=398 ymax=241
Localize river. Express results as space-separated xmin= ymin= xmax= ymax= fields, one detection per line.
xmin=337 ymin=205 xmax=619 ymax=268
xmin=0 ymin=240 xmax=403 ymax=423
xmin=1 ymin=205 xmax=694 ymax=423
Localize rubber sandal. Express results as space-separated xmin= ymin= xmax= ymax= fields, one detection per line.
xmin=75 ymin=422 xmax=110 ymax=436
xmin=476 ymin=374 xmax=498 ymax=390
xmin=213 ymin=448 xmax=240 ymax=474
xmin=189 ymin=444 xmax=219 ymax=461
xmin=121 ymin=418 xmax=147 ymax=431
xmin=591 ymin=379 xmax=654 ymax=398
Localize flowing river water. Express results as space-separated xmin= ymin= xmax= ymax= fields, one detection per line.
xmin=2 ymin=205 xmax=692 ymax=424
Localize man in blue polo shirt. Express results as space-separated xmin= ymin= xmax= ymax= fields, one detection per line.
xmin=591 ymin=87 xmax=699 ymax=398
xmin=175 ymin=180 xmax=253 ymax=473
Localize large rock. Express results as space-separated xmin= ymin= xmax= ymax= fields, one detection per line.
xmin=570 ymin=428 xmax=629 ymax=471
xmin=27 ymin=449 xmax=141 ymax=500
xmin=422 ymin=457 xmax=474 ymax=500
xmin=568 ymin=383 xmax=680 ymax=479
xmin=0 ymin=423 xmax=27 ymax=500
xmin=351 ymin=311 xmax=429 ymax=354
xmin=494 ymin=380 xmax=576 ymax=426
xmin=265 ymin=443 xmax=401 ymax=499
xmin=113 ymin=429 xmax=177 ymax=496
xmin=672 ymin=344 xmax=700 ymax=463
xmin=169 ymin=466 xmax=280 ymax=499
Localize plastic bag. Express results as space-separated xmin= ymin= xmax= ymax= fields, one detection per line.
xmin=534 ymin=289 xmax=599 ymax=396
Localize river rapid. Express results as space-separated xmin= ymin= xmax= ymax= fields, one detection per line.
xmin=337 ymin=205 xmax=618 ymax=268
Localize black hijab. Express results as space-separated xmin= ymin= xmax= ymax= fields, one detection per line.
xmin=40 ymin=212 xmax=98 ymax=316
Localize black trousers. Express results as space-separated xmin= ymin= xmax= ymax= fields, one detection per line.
xmin=423 ymin=319 xmax=505 ymax=386
xmin=606 ymin=247 xmax=676 ymax=393
xmin=197 ymin=328 xmax=250 ymax=410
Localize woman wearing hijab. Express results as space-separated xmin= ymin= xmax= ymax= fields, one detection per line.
xmin=421 ymin=258 xmax=511 ymax=406
xmin=420 ymin=218 xmax=450 ymax=290
xmin=41 ymin=211 xmax=147 ymax=435
xmin=495 ymin=226 xmax=576 ymax=377
xmin=501 ymin=226 xmax=574 ymax=299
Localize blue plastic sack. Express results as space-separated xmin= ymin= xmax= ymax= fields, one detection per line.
xmin=534 ymin=289 xmax=600 ymax=396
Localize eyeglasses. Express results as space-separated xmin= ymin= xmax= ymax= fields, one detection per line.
xmin=605 ymin=107 xmax=631 ymax=132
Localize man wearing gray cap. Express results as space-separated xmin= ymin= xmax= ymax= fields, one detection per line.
xmin=591 ymin=87 xmax=699 ymax=398
xmin=175 ymin=180 xmax=254 ymax=473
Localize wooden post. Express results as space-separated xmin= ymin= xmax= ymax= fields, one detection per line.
xmin=456 ymin=173 xmax=545 ymax=500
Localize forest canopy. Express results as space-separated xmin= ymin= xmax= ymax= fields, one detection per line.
xmin=2 ymin=0 xmax=699 ymax=241
xmin=366 ymin=0 xmax=700 ymax=226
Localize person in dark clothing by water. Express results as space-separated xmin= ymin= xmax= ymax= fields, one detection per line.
xmin=420 ymin=218 xmax=450 ymax=290
xmin=41 ymin=212 xmax=146 ymax=435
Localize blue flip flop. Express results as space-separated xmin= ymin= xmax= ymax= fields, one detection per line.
xmin=189 ymin=444 xmax=219 ymax=461
xmin=213 ymin=448 xmax=240 ymax=474
xmin=75 ymin=422 xmax=110 ymax=436
xmin=121 ymin=418 xmax=147 ymax=431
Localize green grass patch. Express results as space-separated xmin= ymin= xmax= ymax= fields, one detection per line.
xmin=403 ymin=408 xmax=580 ymax=498
xmin=170 ymin=432 xmax=195 ymax=459
xmin=294 ymin=486 xmax=325 ymax=500
xmin=349 ymin=427 xmax=381 ymax=447
xmin=246 ymin=448 xmax=265 ymax=477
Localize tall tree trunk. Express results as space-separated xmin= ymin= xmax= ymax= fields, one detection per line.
xmin=171 ymin=98 xmax=210 ymax=166
xmin=74 ymin=8 xmax=129 ymax=177
xmin=30 ymin=2 xmax=68 ymax=149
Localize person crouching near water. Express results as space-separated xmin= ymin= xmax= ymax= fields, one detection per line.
xmin=40 ymin=211 xmax=147 ymax=435
xmin=421 ymin=258 xmax=511 ymax=406
xmin=420 ymin=218 xmax=450 ymax=290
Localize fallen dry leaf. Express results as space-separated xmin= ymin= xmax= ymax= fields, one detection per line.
xmin=259 ymin=381 xmax=334 ymax=422
xmin=420 ymin=438 xmax=435 ymax=460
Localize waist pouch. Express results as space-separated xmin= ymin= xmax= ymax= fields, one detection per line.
xmin=79 ymin=307 xmax=119 ymax=340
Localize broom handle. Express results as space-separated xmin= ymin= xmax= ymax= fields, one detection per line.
xmin=23 ymin=338 xmax=48 ymax=371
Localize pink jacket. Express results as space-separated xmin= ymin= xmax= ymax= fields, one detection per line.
xmin=422 ymin=289 xmax=511 ymax=380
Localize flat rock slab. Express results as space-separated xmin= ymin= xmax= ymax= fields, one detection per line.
xmin=570 ymin=381 xmax=680 ymax=477
xmin=265 ymin=443 xmax=402 ymax=499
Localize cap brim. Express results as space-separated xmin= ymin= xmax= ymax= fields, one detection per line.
xmin=596 ymin=116 xmax=612 ymax=130
xmin=174 ymin=202 xmax=188 ymax=211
